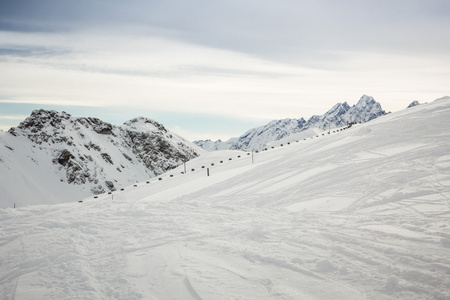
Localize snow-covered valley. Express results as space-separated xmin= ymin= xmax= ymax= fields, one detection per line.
xmin=1 ymin=98 xmax=450 ymax=299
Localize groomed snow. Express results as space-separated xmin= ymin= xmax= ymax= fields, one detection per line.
xmin=1 ymin=98 xmax=449 ymax=299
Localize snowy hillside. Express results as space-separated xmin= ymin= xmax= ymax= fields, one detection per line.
xmin=0 ymin=110 xmax=202 ymax=208
xmin=195 ymin=94 xmax=386 ymax=151
xmin=0 ymin=97 xmax=449 ymax=299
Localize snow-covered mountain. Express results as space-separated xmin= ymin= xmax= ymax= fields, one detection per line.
xmin=195 ymin=94 xmax=386 ymax=151
xmin=407 ymin=100 xmax=422 ymax=108
xmin=0 ymin=110 xmax=203 ymax=208
xmin=1 ymin=97 xmax=449 ymax=299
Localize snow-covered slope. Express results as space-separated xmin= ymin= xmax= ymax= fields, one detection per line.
xmin=195 ymin=94 xmax=386 ymax=151
xmin=0 ymin=97 xmax=449 ymax=299
xmin=0 ymin=110 xmax=203 ymax=208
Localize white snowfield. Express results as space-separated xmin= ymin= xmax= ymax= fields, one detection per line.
xmin=1 ymin=98 xmax=450 ymax=299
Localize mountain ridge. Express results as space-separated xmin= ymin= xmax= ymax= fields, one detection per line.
xmin=194 ymin=94 xmax=387 ymax=151
xmin=0 ymin=109 xmax=203 ymax=207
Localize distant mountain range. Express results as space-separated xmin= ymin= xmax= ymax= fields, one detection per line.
xmin=194 ymin=95 xmax=387 ymax=151
xmin=0 ymin=110 xmax=202 ymax=207
xmin=0 ymin=95 xmax=388 ymax=207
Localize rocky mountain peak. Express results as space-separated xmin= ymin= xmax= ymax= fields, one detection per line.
xmin=13 ymin=109 xmax=71 ymax=133
xmin=195 ymin=95 xmax=387 ymax=151
xmin=407 ymin=101 xmax=421 ymax=108
xmin=77 ymin=117 xmax=114 ymax=135
xmin=356 ymin=94 xmax=375 ymax=106
xmin=1 ymin=110 xmax=203 ymax=204
xmin=321 ymin=102 xmax=350 ymax=122
xmin=124 ymin=117 xmax=168 ymax=133
xmin=351 ymin=95 xmax=386 ymax=122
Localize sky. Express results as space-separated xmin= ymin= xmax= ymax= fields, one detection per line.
xmin=0 ymin=0 xmax=449 ymax=140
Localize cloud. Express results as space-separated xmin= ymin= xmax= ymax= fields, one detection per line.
xmin=2 ymin=0 xmax=449 ymax=60
xmin=0 ymin=115 xmax=28 ymax=120
xmin=1 ymin=27 xmax=449 ymax=121
xmin=0 ymin=30 xmax=323 ymax=113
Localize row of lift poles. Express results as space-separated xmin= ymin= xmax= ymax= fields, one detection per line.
xmin=182 ymin=115 xmax=362 ymax=178
xmin=182 ymin=151 xmax=255 ymax=178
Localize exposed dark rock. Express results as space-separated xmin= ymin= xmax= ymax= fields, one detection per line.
xmin=77 ymin=117 xmax=114 ymax=135
xmin=101 ymin=153 xmax=113 ymax=164
xmin=8 ymin=128 xmax=17 ymax=136
xmin=122 ymin=153 xmax=133 ymax=162
xmin=91 ymin=185 xmax=105 ymax=194
xmin=105 ymin=180 xmax=115 ymax=191
xmin=57 ymin=150 xmax=75 ymax=166
xmin=84 ymin=142 xmax=101 ymax=151
xmin=407 ymin=101 xmax=421 ymax=108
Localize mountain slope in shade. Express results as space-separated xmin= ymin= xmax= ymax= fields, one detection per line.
xmin=195 ymin=94 xmax=386 ymax=151
xmin=0 ymin=110 xmax=203 ymax=208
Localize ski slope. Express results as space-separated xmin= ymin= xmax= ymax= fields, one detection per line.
xmin=1 ymin=98 xmax=450 ymax=299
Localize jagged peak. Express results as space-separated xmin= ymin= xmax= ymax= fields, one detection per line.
xmin=407 ymin=101 xmax=421 ymax=108
xmin=194 ymin=95 xmax=387 ymax=151
xmin=356 ymin=95 xmax=376 ymax=107
xmin=25 ymin=109 xmax=72 ymax=124
xmin=124 ymin=116 xmax=158 ymax=124
xmin=29 ymin=109 xmax=72 ymax=119
xmin=265 ymin=118 xmax=299 ymax=127
xmin=325 ymin=102 xmax=350 ymax=116
xmin=267 ymin=118 xmax=292 ymax=126
xmin=306 ymin=115 xmax=321 ymax=123
xmin=123 ymin=117 xmax=167 ymax=133
xmin=331 ymin=101 xmax=350 ymax=109
xmin=13 ymin=109 xmax=72 ymax=133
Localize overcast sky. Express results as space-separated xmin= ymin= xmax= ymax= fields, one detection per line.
xmin=1 ymin=0 xmax=449 ymax=140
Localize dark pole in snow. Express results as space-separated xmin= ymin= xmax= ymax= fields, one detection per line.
xmin=207 ymin=168 xmax=210 ymax=176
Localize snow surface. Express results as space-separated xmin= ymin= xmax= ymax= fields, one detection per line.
xmin=1 ymin=98 xmax=450 ymax=299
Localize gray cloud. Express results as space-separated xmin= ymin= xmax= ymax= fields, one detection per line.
xmin=1 ymin=0 xmax=449 ymax=63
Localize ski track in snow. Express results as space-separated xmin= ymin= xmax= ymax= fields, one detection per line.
xmin=1 ymin=99 xmax=450 ymax=299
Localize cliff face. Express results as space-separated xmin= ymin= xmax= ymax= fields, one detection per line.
xmin=0 ymin=110 xmax=203 ymax=207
